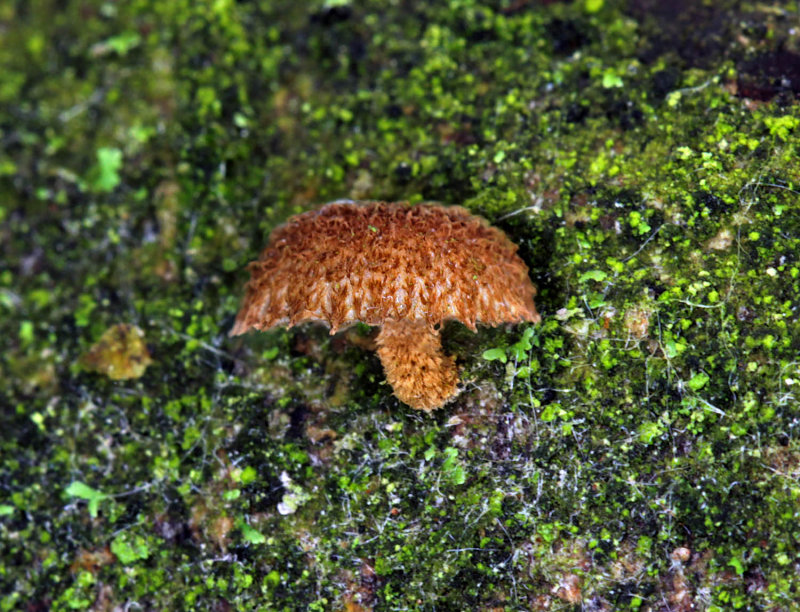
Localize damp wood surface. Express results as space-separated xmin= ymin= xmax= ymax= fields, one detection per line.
xmin=2 ymin=0 xmax=800 ymax=610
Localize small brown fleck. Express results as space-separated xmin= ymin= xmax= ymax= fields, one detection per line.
xmin=553 ymin=573 xmax=582 ymax=604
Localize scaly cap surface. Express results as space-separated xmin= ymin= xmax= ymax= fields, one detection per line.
xmin=230 ymin=201 xmax=539 ymax=336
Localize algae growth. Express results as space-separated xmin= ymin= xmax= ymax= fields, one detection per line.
xmin=2 ymin=0 xmax=800 ymax=609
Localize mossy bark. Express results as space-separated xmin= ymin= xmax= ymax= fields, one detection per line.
xmin=2 ymin=0 xmax=800 ymax=609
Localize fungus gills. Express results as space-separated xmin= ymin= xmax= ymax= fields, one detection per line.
xmin=375 ymin=319 xmax=459 ymax=411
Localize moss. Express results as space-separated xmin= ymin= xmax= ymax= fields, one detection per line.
xmin=3 ymin=0 xmax=800 ymax=609
xmin=79 ymin=323 xmax=153 ymax=380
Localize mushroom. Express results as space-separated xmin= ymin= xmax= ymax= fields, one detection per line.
xmin=230 ymin=201 xmax=540 ymax=411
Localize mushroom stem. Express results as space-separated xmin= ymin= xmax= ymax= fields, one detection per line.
xmin=375 ymin=319 xmax=459 ymax=411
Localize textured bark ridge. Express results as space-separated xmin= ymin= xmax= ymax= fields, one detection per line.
xmin=375 ymin=319 xmax=459 ymax=411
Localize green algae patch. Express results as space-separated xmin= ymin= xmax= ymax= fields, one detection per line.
xmin=79 ymin=323 xmax=153 ymax=380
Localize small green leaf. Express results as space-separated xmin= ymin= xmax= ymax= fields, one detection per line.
xmin=585 ymin=0 xmax=604 ymax=13
xmin=19 ymin=320 xmax=34 ymax=344
xmin=664 ymin=337 xmax=686 ymax=358
xmin=111 ymin=533 xmax=150 ymax=564
xmin=636 ymin=535 xmax=653 ymax=555
xmin=426 ymin=447 xmax=467 ymax=486
xmin=601 ymin=68 xmax=623 ymax=89
xmin=509 ymin=327 xmax=536 ymax=361
xmin=88 ymin=147 xmax=123 ymax=192
xmin=482 ymin=348 xmax=507 ymax=363
xmin=264 ymin=569 xmax=280 ymax=587
xmin=448 ymin=465 xmax=466 ymax=486
xmin=105 ymin=31 xmax=141 ymax=55
xmin=0 ymin=504 xmax=14 ymax=516
xmin=578 ymin=270 xmax=607 ymax=283
xmin=638 ymin=421 xmax=664 ymax=444
xmin=65 ymin=481 xmax=109 ymax=518
xmin=239 ymin=466 xmax=257 ymax=485
xmin=537 ymin=522 xmax=558 ymax=543
xmin=727 ymin=556 xmax=744 ymax=576
xmin=687 ymin=372 xmax=709 ymax=392
xmin=540 ymin=404 xmax=559 ymax=422
xmin=241 ymin=523 xmax=266 ymax=545
xmin=65 ymin=481 xmax=103 ymax=501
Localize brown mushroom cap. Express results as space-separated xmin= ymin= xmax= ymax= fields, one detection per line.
xmin=230 ymin=200 xmax=540 ymax=337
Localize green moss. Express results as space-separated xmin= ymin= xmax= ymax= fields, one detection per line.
xmin=2 ymin=0 xmax=800 ymax=608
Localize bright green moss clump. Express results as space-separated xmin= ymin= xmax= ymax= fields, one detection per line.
xmin=2 ymin=0 xmax=800 ymax=609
